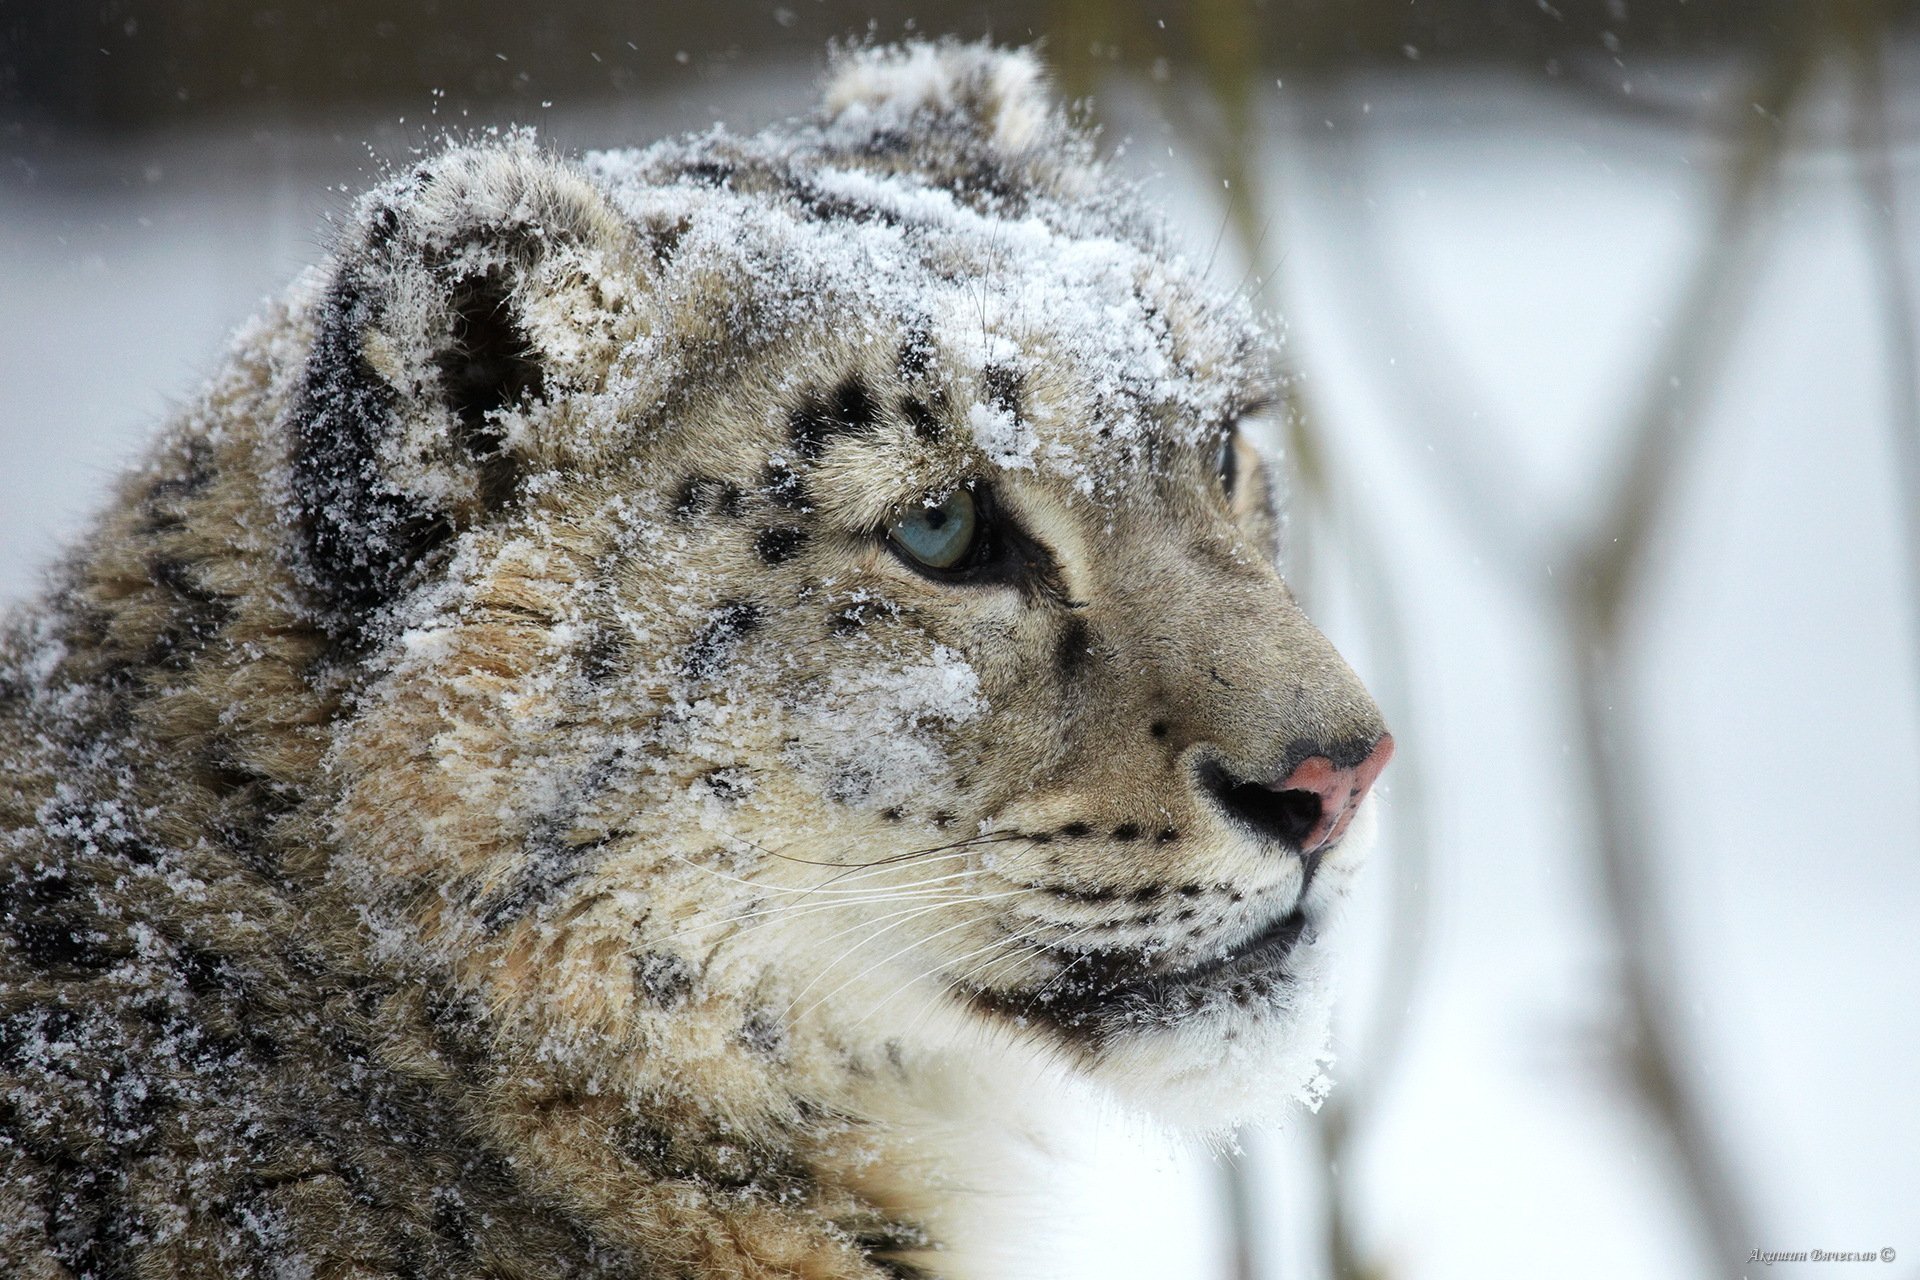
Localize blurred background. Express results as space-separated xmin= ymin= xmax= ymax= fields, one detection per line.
xmin=3 ymin=3 xmax=1918 ymax=1277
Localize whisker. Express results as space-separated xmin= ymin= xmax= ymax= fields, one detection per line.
xmin=879 ymin=919 xmax=1099 ymax=1042
xmin=642 ymin=854 xmax=1018 ymax=952
xmin=786 ymin=910 xmax=998 ymax=1027
xmin=646 ymin=882 xmax=971 ymax=949
xmin=779 ymin=903 xmax=959 ymax=1019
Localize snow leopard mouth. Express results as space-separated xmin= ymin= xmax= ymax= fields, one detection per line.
xmin=961 ymin=906 xmax=1313 ymax=1044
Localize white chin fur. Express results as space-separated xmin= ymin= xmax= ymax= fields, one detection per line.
xmin=1077 ymin=803 xmax=1380 ymax=1135
xmin=1079 ymin=924 xmax=1339 ymax=1136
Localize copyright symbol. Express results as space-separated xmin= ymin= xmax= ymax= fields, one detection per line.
xmin=1884 ymin=1248 xmax=1896 ymax=1263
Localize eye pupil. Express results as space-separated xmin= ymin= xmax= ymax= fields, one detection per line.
xmin=889 ymin=489 xmax=980 ymax=572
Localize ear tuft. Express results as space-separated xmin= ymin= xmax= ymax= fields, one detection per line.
xmin=821 ymin=41 xmax=1067 ymax=163
xmin=287 ymin=138 xmax=634 ymax=642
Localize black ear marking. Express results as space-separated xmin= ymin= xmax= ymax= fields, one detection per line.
xmin=290 ymin=274 xmax=446 ymax=632
xmin=290 ymin=196 xmax=566 ymax=641
xmin=435 ymin=268 xmax=543 ymax=509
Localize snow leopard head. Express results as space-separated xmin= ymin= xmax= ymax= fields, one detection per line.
xmin=300 ymin=41 xmax=1390 ymax=1135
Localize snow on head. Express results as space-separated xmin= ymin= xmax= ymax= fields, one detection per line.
xmin=578 ymin=42 xmax=1267 ymax=497
xmin=785 ymin=643 xmax=984 ymax=811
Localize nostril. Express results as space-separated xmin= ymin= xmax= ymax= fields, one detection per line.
xmin=1200 ymin=733 xmax=1394 ymax=854
xmin=1204 ymin=771 xmax=1323 ymax=848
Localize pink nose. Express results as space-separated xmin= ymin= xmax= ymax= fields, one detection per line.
xmin=1272 ymin=733 xmax=1394 ymax=855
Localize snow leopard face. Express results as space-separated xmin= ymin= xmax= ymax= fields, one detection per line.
xmin=307 ymin=44 xmax=1389 ymax=1134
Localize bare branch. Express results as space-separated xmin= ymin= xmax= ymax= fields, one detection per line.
xmin=1841 ymin=0 xmax=1920 ymax=734
xmin=1560 ymin=20 xmax=1824 ymax=1273
xmin=1577 ymin=25 xmax=1814 ymax=626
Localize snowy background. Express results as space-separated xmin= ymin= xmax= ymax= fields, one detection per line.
xmin=3 ymin=14 xmax=1917 ymax=1280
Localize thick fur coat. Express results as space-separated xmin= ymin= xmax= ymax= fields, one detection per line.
xmin=0 ymin=42 xmax=1388 ymax=1280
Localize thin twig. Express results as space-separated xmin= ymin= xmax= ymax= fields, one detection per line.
xmin=1840 ymin=0 xmax=1920 ymax=734
xmin=1560 ymin=23 xmax=1819 ymax=1273
xmin=1576 ymin=29 xmax=1813 ymax=627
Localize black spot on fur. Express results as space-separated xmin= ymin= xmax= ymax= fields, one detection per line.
xmin=683 ymin=601 xmax=763 ymax=681
xmin=1059 ymin=821 xmax=1092 ymax=838
xmin=960 ymin=157 xmax=1020 ymax=203
xmin=435 ymin=269 xmax=541 ymax=509
xmin=901 ymin=396 xmax=942 ymax=439
xmin=144 ymin=557 xmax=233 ymax=670
xmin=700 ymin=767 xmax=749 ymax=801
xmin=785 ymin=178 xmax=907 ymax=228
xmin=368 ymin=204 xmax=402 ymax=248
xmin=1129 ymin=885 xmax=1163 ymax=904
xmin=1112 ymin=823 xmax=1142 ymax=842
xmin=576 ymin=627 xmax=628 ymax=684
xmin=898 ymin=327 xmax=936 ymax=380
xmin=477 ymin=746 xmax=632 ymax=930
xmin=430 ymin=1186 xmax=479 ymax=1254
xmin=635 ymin=952 xmax=695 ymax=1007
xmin=475 ymin=835 xmax=608 ymax=933
xmin=1156 ymin=828 xmax=1180 ymax=844
xmin=788 ymin=378 xmax=877 ymax=461
xmin=39 ymin=1154 xmax=139 ymax=1280
xmin=1041 ymin=882 xmax=1118 ymax=905
xmin=676 ymin=476 xmax=748 ymax=521
xmin=740 ymin=1009 xmax=787 ymax=1061
xmin=764 ymin=462 xmax=808 ymax=509
xmin=673 ymin=475 xmax=710 ymax=519
xmin=1054 ymin=617 xmax=1093 ymax=679
xmin=679 ymin=159 xmax=736 ymax=187
xmin=1150 ymin=720 xmax=1170 ymax=739
xmin=981 ymin=363 xmax=1023 ymax=418
xmin=860 ymin=128 xmax=915 ymax=158
xmin=618 ymin=1119 xmax=678 ymax=1173
xmin=137 ymin=446 xmax=215 ymax=535
xmin=753 ymin=527 xmax=807 ymax=565
xmin=0 ymin=866 xmax=118 ymax=975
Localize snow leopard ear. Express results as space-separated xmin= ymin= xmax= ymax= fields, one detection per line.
xmin=818 ymin=41 xmax=1096 ymax=201
xmin=288 ymin=139 xmax=638 ymax=641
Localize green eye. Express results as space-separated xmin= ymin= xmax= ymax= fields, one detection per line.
xmin=889 ymin=489 xmax=979 ymax=571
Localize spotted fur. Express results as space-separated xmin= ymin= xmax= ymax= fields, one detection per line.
xmin=0 ymin=41 xmax=1387 ymax=1280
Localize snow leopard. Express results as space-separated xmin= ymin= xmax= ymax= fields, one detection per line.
xmin=0 ymin=40 xmax=1392 ymax=1280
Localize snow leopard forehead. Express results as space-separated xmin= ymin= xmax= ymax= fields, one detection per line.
xmin=573 ymin=43 xmax=1272 ymax=494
